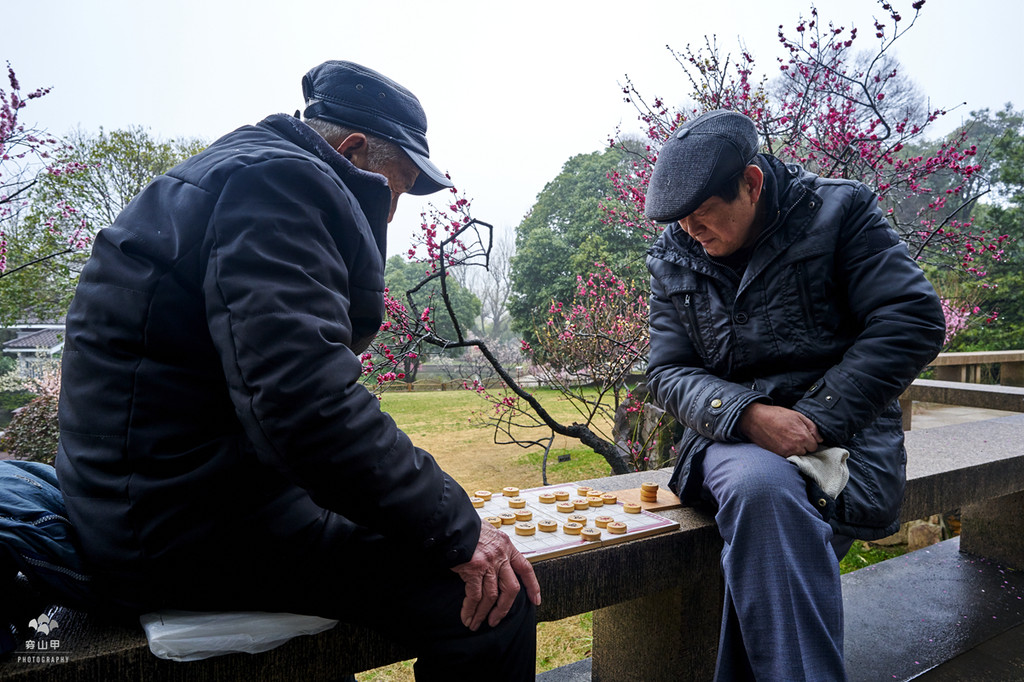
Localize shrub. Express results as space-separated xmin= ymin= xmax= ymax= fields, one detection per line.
xmin=0 ymin=363 xmax=61 ymax=464
xmin=0 ymin=392 xmax=59 ymax=464
xmin=0 ymin=390 xmax=35 ymax=411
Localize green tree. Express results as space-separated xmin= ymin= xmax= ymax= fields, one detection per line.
xmin=0 ymin=126 xmax=205 ymax=325
xmin=509 ymin=144 xmax=643 ymax=338
xmin=41 ymin=127 xmax=207 ymax=230
xmin=944 ymin=105 xmax=1024 ymax=351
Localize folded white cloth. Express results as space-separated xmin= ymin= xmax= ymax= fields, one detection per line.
xmin=787 ymin=446 xmax=850 ymax=499
xmin=140 ymin=610 xmax=338 ymax=661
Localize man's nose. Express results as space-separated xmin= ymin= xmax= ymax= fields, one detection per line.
xmin=680 ymin=217 xmax=701 ymax=235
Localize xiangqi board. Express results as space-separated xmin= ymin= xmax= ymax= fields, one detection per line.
xmin=469 ymin=482 xmax=680 ymax=563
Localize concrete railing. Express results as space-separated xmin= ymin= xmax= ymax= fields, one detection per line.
xmin=897 ymin=350 xmax=1024 ymax=430
xmin=927 ymin=349 xmax=1024 ymax=386
xmin=899 ymin=378 xmax=1024 ymax=430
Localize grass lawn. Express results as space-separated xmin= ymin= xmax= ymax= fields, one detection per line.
xmin=378 ymin=387 xmax=614 ymax=493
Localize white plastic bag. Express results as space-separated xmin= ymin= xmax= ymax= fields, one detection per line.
xmin=140 ymin=610 xmax=338 ymax=661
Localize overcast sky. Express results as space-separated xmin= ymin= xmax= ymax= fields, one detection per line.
xmin=6 ymin=0 xmax=1023 ymax=257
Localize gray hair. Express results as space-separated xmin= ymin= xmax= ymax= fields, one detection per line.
xmin=303 ymin=116 xmax=407 ymax=170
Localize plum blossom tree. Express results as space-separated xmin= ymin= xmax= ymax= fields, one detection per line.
xmin=604 ymin=0 xmax=1007 ymax=339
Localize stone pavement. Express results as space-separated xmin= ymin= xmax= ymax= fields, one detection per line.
xmin=911 ymin=401 xmax=1020 ymax=430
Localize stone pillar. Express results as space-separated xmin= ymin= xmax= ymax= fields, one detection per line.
xmin=592 ymin=561 xmax=723 ymax=681
xmin=934 ymin=365 xmax=966 ymax=383
xmin=898 ymin=395 xmax=913 ymax=431
xmin=960 ymin=490 xmax=1024 ymax=570
xmin=1001 ymin=361 xmax=1024 ymax=387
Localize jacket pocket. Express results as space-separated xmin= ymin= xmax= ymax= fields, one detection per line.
xmin=777 ymin=247 xmax=840 ymax=345
xmin=668 ymin=289 xmax=716 ymax=367
xmin=794 ymin=260 xmax=819 ymax=332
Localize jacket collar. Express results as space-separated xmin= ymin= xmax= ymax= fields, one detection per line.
xmin=260 ymin=114 xmax=393 ymax=258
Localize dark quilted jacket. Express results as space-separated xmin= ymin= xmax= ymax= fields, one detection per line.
xmin=646 ymin=155 xmax=945 ymax=539
xmin=56 ymin=115 xmax=479 ymax=599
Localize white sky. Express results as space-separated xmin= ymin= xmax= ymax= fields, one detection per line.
xmin=6 ymin=0 xmax=1023 ymax=257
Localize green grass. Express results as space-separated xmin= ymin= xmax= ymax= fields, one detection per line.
xmin=516 ymin=446 xmax=612 ymax=484
xmin=839 ymin=541 xmax=909 ymax=574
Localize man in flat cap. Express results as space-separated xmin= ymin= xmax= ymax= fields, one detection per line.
xmin=645 ymin=109 xmax=945 ymax=680
xmin=57 ymin=61 xmax=539 ymax=680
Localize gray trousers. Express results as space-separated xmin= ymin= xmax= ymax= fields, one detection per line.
xmin=701 ymin=442 xmax=853 ymax=681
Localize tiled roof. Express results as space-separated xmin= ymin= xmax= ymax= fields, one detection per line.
xmin=3 ymin=328 xmax=64 ymax=350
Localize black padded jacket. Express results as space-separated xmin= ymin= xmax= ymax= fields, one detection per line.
xmin=56 ymin=115 xmax=479 ymax=600
xmin=646 ymin=155 xmax=945 ymax=540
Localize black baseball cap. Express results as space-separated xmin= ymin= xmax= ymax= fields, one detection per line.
xmin=645 ymin=109 xmax=760 ymax=222
xmin=301 ymin=60 xmax=453 ymax=196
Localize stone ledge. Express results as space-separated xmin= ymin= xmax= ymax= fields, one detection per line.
xmin=904 ymin=379 xmax=1024 ymax=412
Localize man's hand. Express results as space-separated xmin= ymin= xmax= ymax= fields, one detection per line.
xmin=451 ymin=522 xmax=542 ymax=631
xmin=739 ymin=402 xmax=823 ymax=457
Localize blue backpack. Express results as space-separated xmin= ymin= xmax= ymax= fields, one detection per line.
xmin=0 ymin=460 xmax=93 ymax=653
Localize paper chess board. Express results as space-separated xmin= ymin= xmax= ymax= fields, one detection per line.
xmin=471 ymin=482 xmax=680 ymax=563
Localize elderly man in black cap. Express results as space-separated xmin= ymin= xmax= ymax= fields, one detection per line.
xmin=645 ymin=109 xmax=945 ymax=680
xmin=57 ymin=61 xmax=539 ymax=680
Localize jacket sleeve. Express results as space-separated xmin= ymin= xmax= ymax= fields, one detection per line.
xmin=792 ymin=183 xmax=946 ymax=443
xmin=647 ymin=274 xmax=769 ymax=442
xmin=202 ymin=158 xmax=478 ymax=568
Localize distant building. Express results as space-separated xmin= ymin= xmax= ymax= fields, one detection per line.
xmin=2 ymin=320 xmax=65 ymax=379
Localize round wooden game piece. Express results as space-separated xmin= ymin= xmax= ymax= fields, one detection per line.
xmin=587 ymin=496 xmax=605 ymax=507
xmin=503 ymin=486 xmax=520 ymax=497
xmin=498 ymin=512 xmax=517 ymax=525
xmin=514 ymin=509 xmax=533 ymax=522
xmin=567 ymin=514 xmax=588 ymax=526
xmin=601 ymin=493 xmax=618 ymax=504
xmin=538 ymin=519 xmax=558 ymax=532
xmin=475 ymin=490 xmax=493 ymax=501
xmin=508 ymin=497 xmax=526 ymax=509
xmin=556 ymin=501 xmax=576 ymax=513
xmin=554 ymin=490 xmax=571 ymax=501
xmin=563 ymin=522 xmax=583 ymax=535
xmin=641 ymin=481 xmax=659 ymax=492
xmin=576 ymin=485 xmax=592 ymax=496
xmin=640 ymin=492 xmax=658 ymax=502
xmin=538 ymin=492 xmax=556 ymax=504
xmin=515 ymin=522 xmax=537 ymax=536
xmin=572 ymin=498 xmax=590 ymax=510
xmin=484 ymin=516 xmax=502 ymax=528
xmin=471 ymin=497 xmax=485 ymax=508
xmin=607 ymin=521 xmax=628 ymax=534
xmin=623 ymin=503 xmax=642 ymax=514
xmin=594 ymin=515 xmax=614 ymax=528
xmin=588 ymin=489 xmax=604 ymax=497
xmin=581 ymin=527 xmax=602 ymax=542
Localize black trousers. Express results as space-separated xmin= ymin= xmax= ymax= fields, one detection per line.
xmin=92 ymin=496 xmax=537 ymax=681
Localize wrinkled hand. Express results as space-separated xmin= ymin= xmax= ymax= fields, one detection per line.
xmin=451 ymin=522 xmax=542 ymax=631
xmin=739 ymin=402 xmax=823 ymax=457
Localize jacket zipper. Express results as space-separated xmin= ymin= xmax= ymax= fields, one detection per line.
xmin=684 ymin=294 xmax=709 ymax=360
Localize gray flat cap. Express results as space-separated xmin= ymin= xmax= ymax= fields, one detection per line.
xmin=645 ymin=109 xmax=760 ymax=222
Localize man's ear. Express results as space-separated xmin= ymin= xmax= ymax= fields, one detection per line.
xmin=742 ymin=164 xmax=765 ymax=205
xmin=336 ymin=133 xmax=369 ymax=168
